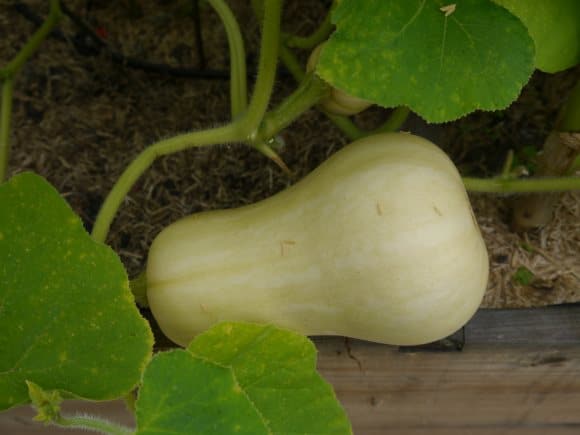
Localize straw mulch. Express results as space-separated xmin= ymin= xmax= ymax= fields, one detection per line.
xmin=2 ymin=0 xmax=578 ymax=308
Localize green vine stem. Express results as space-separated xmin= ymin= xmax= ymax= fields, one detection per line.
xmin=511 ymin=79 xmax=580 ymax=230
xmin=278 ymin=43 xmax=410 ymax=139
xmin=0 ymin=0 xmax=62 ymax=181
xmin=371 ymin=106 xmax=410 ymax=135
xmin=208 ymin=0 xmax=247 ymax=118
xmin=241 ymin=0 xmax=285 ymax=167
xmin=91 ymin=123 xmax=246 ymax=243
xmin=283 ymin=6 xmax=334 ymax=49
xmin=242 ymin=0 xmax=282 ymax=132
xmin=91 ymin=0 xmax=283 ymax=243
xmin=54 ymin=415 xmax=133 ymax=435
xmin=463 ymin=175 xmax=580 ymax=193
xmin=254 ymin=141 xmax=291 ymax=174
xmin=500 ymin=149 xmax=515 ymax=179
xmin=256 ymin=72 xmax=330 ymax=142
xmin=130 ymin=271 xmax=148 ymax=307
xmin=278 ymin=44 xmax=305 ymax=81
xmin=1 ymin=1 xmax=62 ymax=77
xmin=278 ymin=44 xmax=364 ymax=140
xmin=238 ymin=72 xmax=329 ymax=174
xmin=28 ymin=381 xmax=133 ymax=435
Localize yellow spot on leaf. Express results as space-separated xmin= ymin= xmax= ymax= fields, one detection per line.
xmin=59 ymin=352 xmax=68 ymax=363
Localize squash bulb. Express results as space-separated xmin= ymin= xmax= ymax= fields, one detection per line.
xmin=147 ymin=133 xmax=489 ymax=347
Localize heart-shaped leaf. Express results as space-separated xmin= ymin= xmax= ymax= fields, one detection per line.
xmin=136 ymin=322 xmax=351 ymax=434
xmin=317 ymin=0 xmax=535 ymax=123
xmin=0 ymin=172 xmax=153 ymax=410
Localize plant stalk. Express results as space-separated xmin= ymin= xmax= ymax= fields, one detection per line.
xmin=91 ymin=123 xmax=246 ymax=243
xmin=1 ymin=0 xmax=62 ymax=78
xmin=242 ymin=0 xmax=282 ymax=135
xmin=283 ymin=6 xmax=334 ymax=49
xmin=92 ymin=0 xmax=285 ymax=243
xmin=130 ymin=271 xmax=148 ymax=307
xmin=510 ymin=78 xmax=580 ymax=230
xmin=278 ymin=44 xmax=366 ymax=141
xmin=463 ymin=175 xmax=580 ymax=193
xmin=0 ymin=0 xmax=62 ymax=181
xmin=256 ymin=73 xmax=330 ymax=142
xmin=510 ymin=132 xmax=579 ymax=229
xmin=372 ymin=106 xmax=410 ymax=134
xmin=55 ymin=414 xmax=133 ymax=435
xmin=208 ymin=0 xmax=247 ymax=118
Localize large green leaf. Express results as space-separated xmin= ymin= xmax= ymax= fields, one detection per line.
xmin=317 ymin=0 xmax=535 ymax=123
xmin=493 ymin=0 xmax=580 ymax=73
xmin=136 ymin=322 xmax=351 ymax=435
xmin=0 ymin=172 xmax=153 ymax=410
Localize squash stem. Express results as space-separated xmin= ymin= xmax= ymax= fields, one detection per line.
xmin=55 ymin=414 xmax=133 ymax=435
xmin=1 ymin=0 xmax=62 ymax=77
xmin=371 ymin=106 xmax=410 ymax=134
xmin=256 ymin=73 xmax=330 ymax=143
xmin=91 ymin=122 xmax=246 ymax=243
xmin=0 ymin=0 xmax=62 ymax=181
xmin=208 ymin=0 xmax=247 ymax=118
xmin=510 ymin=79 xmax=580 ymax=229
xmin=463 ymin=175 xmax=580 ymax=193
xmin=283 ymin=5 xmax=334 ymax=50
xmin=278 ymin=44 xmax=364 ymax=140
xmin=130 ymin=271 xmax=148 ymax=308
xmin=241 ymin=0 xmax=282 ymax=135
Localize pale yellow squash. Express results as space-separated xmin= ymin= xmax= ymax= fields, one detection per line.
xmin=147 ymin=133 xmax=489 ymax=347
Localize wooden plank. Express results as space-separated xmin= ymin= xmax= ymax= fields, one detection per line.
xmin=393 ymin=305 xmax=580 ymax=352
xmin=1 ymin=306 xmax=580 ymax=434
xmin=316 ymin=341 xmax=580 ymax=434
xmin=465 ymin=305 xmax=580 ymax=344
xmin=360 ymin=427 xmax=580 ymax=435
xmin=4 ymin=344 xmax=579 ymax=434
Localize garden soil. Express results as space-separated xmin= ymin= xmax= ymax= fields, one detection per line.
xmin=1 ymin=1 xmax=579 ymax=311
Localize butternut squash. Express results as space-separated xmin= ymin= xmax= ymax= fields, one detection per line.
xmin=147 ymin=133 xmax=489 ymax=347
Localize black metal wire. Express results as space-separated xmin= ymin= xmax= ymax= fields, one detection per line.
xmin=191 ymin=0 xmax=206 ymax=69
xmin=12 ymin=1 xmax=232 ymax=80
